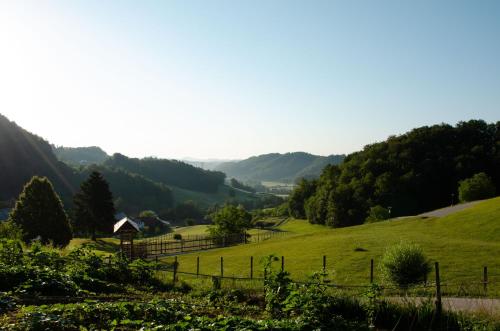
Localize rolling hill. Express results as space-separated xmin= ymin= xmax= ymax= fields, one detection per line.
xmin=215 ymin=152 xmax=345 ymax=183
xmin=166 ymin=197 xmax=500 ymax=294
xmin=53 ymin=146 xmax=109 ymax=166
xmin=0 ymin=114 xmax=260 ymax=215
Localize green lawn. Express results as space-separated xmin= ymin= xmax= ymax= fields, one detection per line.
xmin=163 ymin=197 xmax=500 ymax=295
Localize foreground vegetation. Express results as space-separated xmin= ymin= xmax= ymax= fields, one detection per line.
xmin=1 ymin=243 xmax=498 ymax=330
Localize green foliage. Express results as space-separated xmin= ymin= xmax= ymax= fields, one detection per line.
xmin=0 ymin=221 xmax=23 ymax=240
xmin=459 ymin=172 xmax=496 ymax=202
xmin=380 ymin=242 xmax=431 ymax=287
xmin=73 ymin=171 xmax=116 ymax=240
xmin=173 ymin=233 xmax=182 ymax=240
xmin=138 ymin=210 xmax=157 ymax=218
xmin=262 ymin=255 xmax=293 ymax=318
xmin=9 ymin=177 xmax=72 ymax=247
xmin=365 ymin=205 xmax=390 ymax=223
xmin=295 ymin=120 xmax=500 ymax=227
xmin=288 ymin=178 xmax=317 ymax=219
xmin=208 ymin=204 xmax=251 ymax=238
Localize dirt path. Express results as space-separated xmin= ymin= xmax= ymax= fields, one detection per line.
xmin=389 ymin=296 xmax=500 ymax=315
xmin=418 ymin=200 xmax=484 ymax=218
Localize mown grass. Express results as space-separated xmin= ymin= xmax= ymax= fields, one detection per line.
xmin=163 ymin=197 xmax=500 ymax=296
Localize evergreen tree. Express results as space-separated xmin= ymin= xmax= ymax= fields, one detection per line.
xmin=9 ymin=176 xmax=72 ymax=246
xmin=73 ymin=171 xmax=116 ymax=240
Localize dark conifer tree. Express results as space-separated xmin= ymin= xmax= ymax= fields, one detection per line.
xmin=73 ymin=171 xmax=116 ymax=240
xmin=9 ymin=176 xmax=72 ymax=247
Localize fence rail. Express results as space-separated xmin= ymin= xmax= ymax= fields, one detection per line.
xmin=122 ymin=230 xmax=288 ymax=259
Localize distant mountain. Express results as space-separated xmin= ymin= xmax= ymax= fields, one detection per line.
xmin=215 ymin=152 xmax=345 ymax=183
xmin=53 ymin=146 xmax=109 ymax=166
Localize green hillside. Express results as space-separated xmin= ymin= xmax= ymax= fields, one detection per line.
xmin=215 ymin=152 xmax=345 ymax=183
xmin=53 ymin=146 xmax=109 ymax=166
xmin=167 ymin=197 xmax=500 ymax=294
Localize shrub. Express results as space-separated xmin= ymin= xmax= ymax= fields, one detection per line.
xmin=0 ymin=221 xmax=23 ymax=240
xmin=380 ymin=242 xmax=431 ymax=287
xmin=458 ymin=172 xmax=496 ymax=202
xmin=365 ymin=205 xmax=390 ymax=223
xmin=173 ymin=233 xmax=182 ymax=240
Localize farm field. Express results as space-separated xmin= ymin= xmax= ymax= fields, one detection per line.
xmin=163 ymin=197 xmax=500 ymax=295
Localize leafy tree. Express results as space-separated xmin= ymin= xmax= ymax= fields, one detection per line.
xmin=288 ymin=178 xmax=317 ymax=219
xmin=458 ymin=172 xmax=496 ymax=202
xmin=208 ymin=204 xmax=251 ymax=238
xmin=73 ymin=171 xmax=116 ymax=240
xmin=0 ymin=221 xmax=23 ymax=240
xmin=9 ymin=177 xmax=72 ymax=246
xmin=365 ymin=205 xmax=391 ymax=223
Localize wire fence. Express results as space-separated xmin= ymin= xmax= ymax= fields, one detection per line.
xmin=149 ymin=256 xmax=500 ymax=299
xmin=123 ymin=230 xmax=288 ymax=259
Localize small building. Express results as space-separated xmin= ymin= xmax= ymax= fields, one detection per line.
xmin=114 ymin=217 xmax=140 ymax=259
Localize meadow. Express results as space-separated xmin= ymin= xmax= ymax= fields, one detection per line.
xmin=161 ymin=197 xmax=500 ymax=295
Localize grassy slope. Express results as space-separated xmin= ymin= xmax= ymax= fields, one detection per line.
xmin=166 ymin=197 xmax=500 ymax=292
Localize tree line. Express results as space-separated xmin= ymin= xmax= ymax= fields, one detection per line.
xmin=4 ymin=171 xmax=116 ymax=246
xmin=289 ymin=120 xmax=500 ymax=227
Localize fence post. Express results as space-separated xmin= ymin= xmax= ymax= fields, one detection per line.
xmin=435 ymin=262 xmax=442 ymax=316
xmin=196 ymin=256 xmax=200 ymax=277
xmin=173 ymin=256 xmax=178 ymax=285
xmin=155 ymin=256 xmax=158 ymax=271
xmin=220 ymin=257 xmax=224 ymax=277
xmin=483 ymin=266 xmax=488 ymax=294
xmin=370 ymin=259 xmax=374 ymax=283
xmin=281 ymin=256 xmax=285 ymax=272
xmin=323 ymin=255 xmax=326 ymax=273
xmin=250 ymin=256 xmax=253 ymax=279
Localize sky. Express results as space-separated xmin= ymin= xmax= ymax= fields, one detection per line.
xmin=0 ymin=0 xmax=499 ymax=160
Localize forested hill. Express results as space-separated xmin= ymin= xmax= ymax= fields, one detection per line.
xmin=290 ymin=120 xmax=500 ymax=228
xmin=104 ymin=154 xmax=226 ymax=193
xmin=0 ymin=114 xmax=172 ymax=214
xmin=0 ymin=114 xmax=77 ymax=202
xmin=53 ymin=146 xmax=109 ymax=166
xmin=215 ymin=152 xmax=345 ymax=183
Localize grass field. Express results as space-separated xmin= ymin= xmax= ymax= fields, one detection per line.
xmin=163 ymin=197 xmax=500 ymax=295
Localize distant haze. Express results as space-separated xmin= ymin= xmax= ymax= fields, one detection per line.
xmin=1 ymin=1 xmax=499 ymax=159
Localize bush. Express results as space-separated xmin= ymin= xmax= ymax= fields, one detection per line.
xmin=458 ymin=172 xmax=496 ymax=202
xmin=173 ymin=233 xmax=182 ymax=240
xmin=0 ymin=221 xmax=23 ymax=240
xmin=380 ymin=242 xmax=431 ymax=287
xmin=365 ymin=205 xmax=390 ymax=223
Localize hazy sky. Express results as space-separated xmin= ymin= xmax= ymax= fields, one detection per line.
xmin=1 ymin=1 xmax=499 ymax=159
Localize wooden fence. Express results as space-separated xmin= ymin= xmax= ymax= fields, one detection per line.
xmin=122 ymin=230 xmax=287 ymax=259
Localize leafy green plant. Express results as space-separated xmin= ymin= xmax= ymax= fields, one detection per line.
xmin=262 ymin=255 xmax=293 ymax=318
xmin=380 ymin=242 xmax=431 ymax=288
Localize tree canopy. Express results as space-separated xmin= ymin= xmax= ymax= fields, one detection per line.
xmin=293 ymin=120 xmax=500 ymax=227
xmin=458 ymin=172 xmax=496 ymax=202
xmin=208 ymin=204 xmax=252 ymax=238
xmin=9 ymin=176 xmax=72 ymax=246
